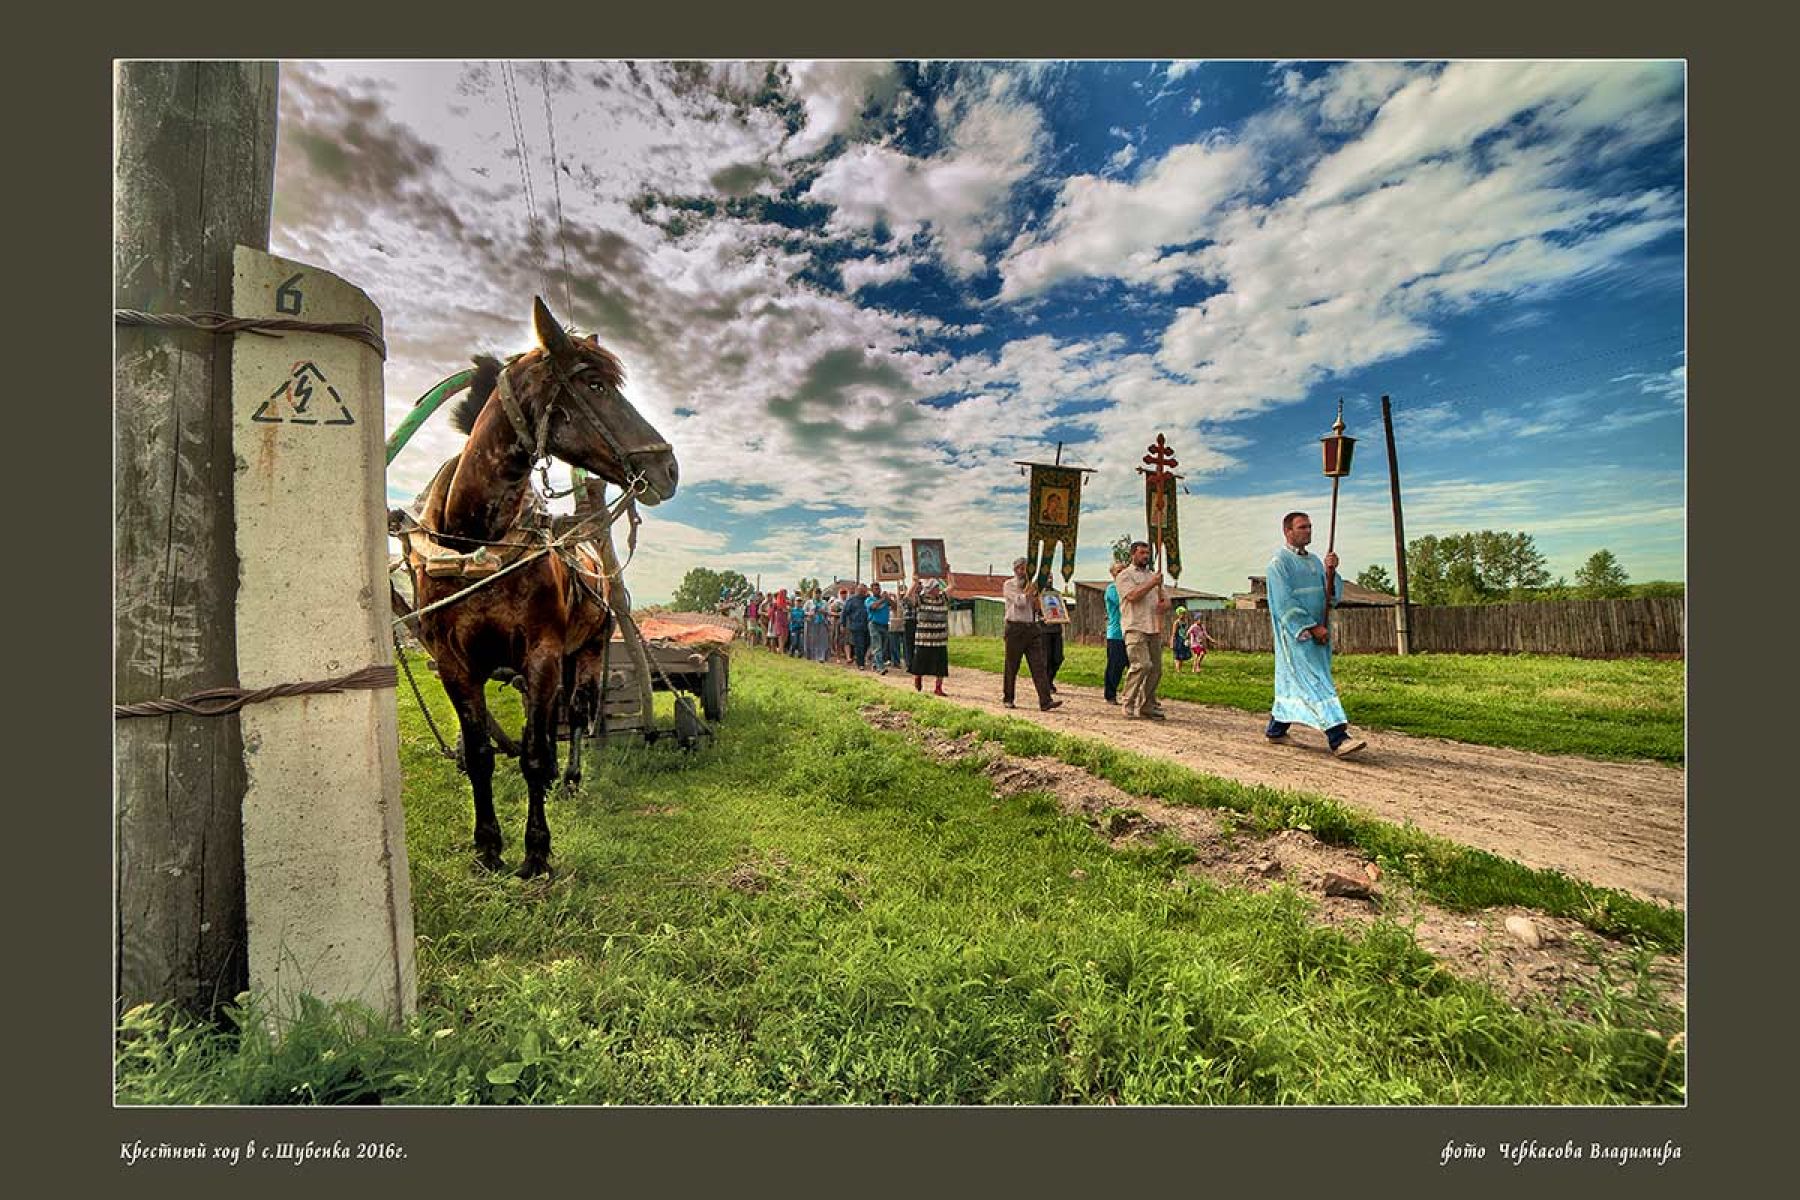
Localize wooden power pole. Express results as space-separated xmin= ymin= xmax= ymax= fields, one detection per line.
xmin=1382 ymin=394 xmax=1412 ymax=655
xmin=114 ymin=61 xmax=279 ymax=1017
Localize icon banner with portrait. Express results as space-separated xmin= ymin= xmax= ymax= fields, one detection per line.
xmin=1027 ymin=465 xmax=1084 ymax=584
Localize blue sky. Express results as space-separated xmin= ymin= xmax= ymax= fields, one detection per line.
xmin=272 ymin=60 xmax=1685 ymax=603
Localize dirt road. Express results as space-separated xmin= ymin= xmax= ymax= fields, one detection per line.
xmin=856 ymin=665 xmax=1684 ymax=907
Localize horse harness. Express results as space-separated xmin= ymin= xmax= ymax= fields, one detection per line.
xmin=493 ymin=352 xmax=672 ymax=492
xmin=390 ymin=455 xmax=615 ymax=622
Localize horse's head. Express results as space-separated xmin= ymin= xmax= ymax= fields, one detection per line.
xmin=466 ymin=298 xmax=679 ymax=505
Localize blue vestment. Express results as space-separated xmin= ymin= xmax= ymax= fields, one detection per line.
xmin=1267 ymin=545 xmax=1347 ymax=730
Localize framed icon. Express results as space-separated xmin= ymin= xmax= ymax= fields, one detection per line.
xmin=873 ymin=544 xmax=906 ymax=581
xmin=1040 ymin=590 xmax=1070 ymax=624
xmin=911 ymin=538 xmax=947 ymax=580
xmin=1037 ymin=485 xmax=1072 ymax=527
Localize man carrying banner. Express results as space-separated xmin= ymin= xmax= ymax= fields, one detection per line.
xmin=1115 ymin=540 xmax=1170 ymax=720
xmin=1264 ymin=512 xmax=1366 ymax=758
xmin=1001 ymin=556 xmax=1062 ymax=712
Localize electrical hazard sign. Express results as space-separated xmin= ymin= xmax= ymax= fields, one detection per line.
xmin=253 ymin=361 xmax=355 ymax=426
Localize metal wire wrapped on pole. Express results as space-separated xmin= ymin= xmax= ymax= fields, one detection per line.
xmin=114 ymin=308 xmax=388 ymax=360
xmin=114 ymin=664 xmax=398 ymax=719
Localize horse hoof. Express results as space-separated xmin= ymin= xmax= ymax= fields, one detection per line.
xmin=516 ymin=858 xmax=553 ymax=880
xmin=475 ymin=849 xmax=506 ymax=873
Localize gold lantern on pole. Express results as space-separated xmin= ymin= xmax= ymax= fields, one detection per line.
xmin=1319 ymin=400 xmax=1356 ymax=627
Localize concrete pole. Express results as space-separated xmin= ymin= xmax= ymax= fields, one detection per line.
xmin=114 ymin=61 xmax=277 ymax=1018
xmin=230 ymin=247 xmax=415 ymax=1027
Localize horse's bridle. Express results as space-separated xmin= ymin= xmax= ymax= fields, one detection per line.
xmin=492 ymin=353 xmax=672 ymax=494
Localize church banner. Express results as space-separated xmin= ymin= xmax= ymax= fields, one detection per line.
xmin=1027 ymin=464 xmax=1083 ymax=584
xmin=1141 ymin=433 xmax=1182 ymax=579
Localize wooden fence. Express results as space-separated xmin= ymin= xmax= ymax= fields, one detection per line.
xmin=1074 ymin=597 xmax=1684 ymax=658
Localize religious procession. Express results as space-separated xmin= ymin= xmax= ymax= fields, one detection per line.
xmin=727 ymin=417 xmax=1364 ymax=757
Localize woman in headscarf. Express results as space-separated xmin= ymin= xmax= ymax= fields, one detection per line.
xmin=805 ymin=587 xmax=831 ymax=662
xmin=906 ymin=573 xmax=955 ymax=696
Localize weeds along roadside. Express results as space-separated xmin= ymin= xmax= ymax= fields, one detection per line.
xmin=769 ymin=653 xmax=1684 ymax=954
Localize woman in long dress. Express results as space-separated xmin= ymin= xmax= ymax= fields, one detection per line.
xmin=805 ymin=588 xmax=831 ymax=662
xmin=907 ymin=575 xmax=955 ymax=696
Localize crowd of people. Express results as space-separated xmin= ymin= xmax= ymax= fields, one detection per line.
xmin=734 ymin=577 xmax=956 ymax=696
xmin=720 ymin=510 xmax=1362 ymax=757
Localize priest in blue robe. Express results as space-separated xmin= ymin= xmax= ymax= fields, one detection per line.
xmin=1265 ymin=511 xmax=1367 ymax=758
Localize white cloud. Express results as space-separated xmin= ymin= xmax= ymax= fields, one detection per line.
xmin=1104 ymin=143 xmax=1138 ymax=175
xmin=1613 ymin=363 xmax=1687 ymax=405
xmin=840 ymin=253 xmax=921 ymax=292
xmin=1300 ymin=60 xmax=1681 ymax=207
xmin=805 ymin=72 xmax=1045 ymax=278
xmin=997 ymin=138 xmax=1259 ymax=300
xmin=784 ymin=60 xmax=903 ymax=158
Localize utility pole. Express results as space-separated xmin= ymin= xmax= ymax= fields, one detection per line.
xmin=1382 ymin=394 xmax=1412 ymax=655
xmin=114 ymin=61 xmax=279 ymax=1017
xmin=855 ymin=537 xmax=861 ymax=583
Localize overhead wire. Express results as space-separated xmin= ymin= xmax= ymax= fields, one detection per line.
xmin=499 ymin=60 xmax=552 ymax=303
xmin=538 ymin=61 xmax=578 ymax=328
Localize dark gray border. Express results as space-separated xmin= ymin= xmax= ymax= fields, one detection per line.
xmin=53 ymin=2 xmax=1769 ymax=1192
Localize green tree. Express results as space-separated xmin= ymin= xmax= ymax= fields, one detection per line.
xmin=1110 ymin=532 xmax=1134 ymax=564
xmin=1405 ymin=530 xmax=1551 ymax=604
xmin=1574 ymin=550 xmax=1630 ymax=599
xmin=1355 ymin=564 xmax=1395 ymax=595
xmin=1473 ymin=531 xmax=1551 ymax=597
xmin=670 ymin=567 xmax=753 ymax=612
xmin=795 ymin=576 xmax=820 ymax=598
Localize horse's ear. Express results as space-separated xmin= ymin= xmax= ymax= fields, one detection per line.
xmin=533 ymin=296 xmax=575 ymax=359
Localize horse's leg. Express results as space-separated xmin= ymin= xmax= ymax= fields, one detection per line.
xmin=560 ymin=653 xmax=586 ymax=794
xmin=442 ymin=665 xmax=505 ymax=871
xmin=518 ymin=644 xmax=563 ymax=878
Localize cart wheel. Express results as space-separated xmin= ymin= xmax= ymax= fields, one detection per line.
xmin=700 ymin=653 xmax=728 ymax=721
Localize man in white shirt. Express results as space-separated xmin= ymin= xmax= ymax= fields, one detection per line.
xmin=1113 ymin=540 xmax=1171 ymax=719
xmin=1000 ymin=556 xmax=1061 ymax=711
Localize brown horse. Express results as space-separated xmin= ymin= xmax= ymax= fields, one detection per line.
xmin=405 ymin=298 xmax=677 ymax=877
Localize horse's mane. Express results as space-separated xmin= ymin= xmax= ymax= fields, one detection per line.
xmin=447 ymin=336 xmax=627 ymax=438
xmin=449 ymin=355 xmax=501 ymax=436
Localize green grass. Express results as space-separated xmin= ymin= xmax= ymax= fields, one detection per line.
xmin=949 ymin=638 xmax=1685 ymax=764
xmin=114 ymin=651 xmax=1683 ymax=1105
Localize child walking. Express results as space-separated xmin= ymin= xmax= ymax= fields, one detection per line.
xmin=1170 ymin=607 xmax=1194 ymax=673
xmin=1186 ymin=614 xmax=1212 ymax=669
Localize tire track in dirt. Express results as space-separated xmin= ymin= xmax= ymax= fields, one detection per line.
xmin=851 ymin=665 xmax=1685 ymax=908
